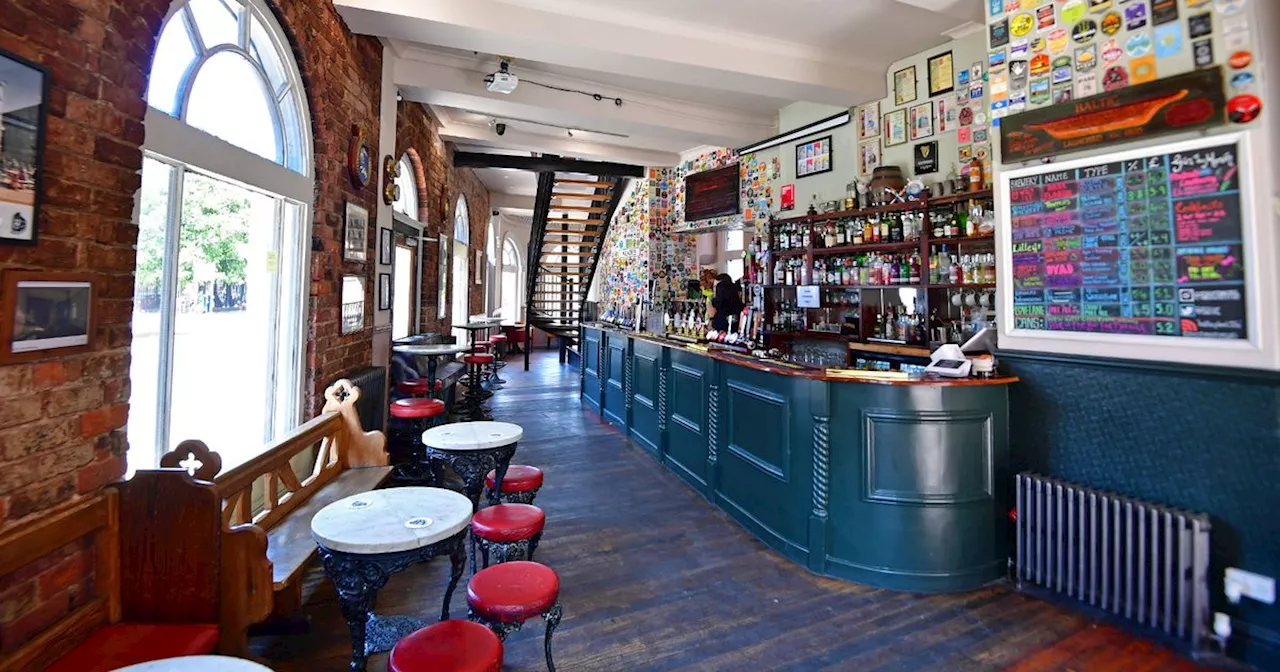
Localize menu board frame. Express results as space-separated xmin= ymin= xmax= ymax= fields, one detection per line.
xmin=996 ymin=131 xmax=1280 ymax=371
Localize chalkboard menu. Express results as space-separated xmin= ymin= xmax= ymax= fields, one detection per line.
xmin=685 ymin=164 xmax=741 ymax=221
xmin=1009 ymin=141 xmax=1246 ymax=340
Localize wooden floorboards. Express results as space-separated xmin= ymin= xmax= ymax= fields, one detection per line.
xmin=252 ymin=350 xmax=1216 ymax=671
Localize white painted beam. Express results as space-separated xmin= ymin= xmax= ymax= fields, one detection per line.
xmin=334 ymin=0 xmax=885 ymax=107
xmin=490 ymin=192 xmax=537 ymax=211
xmin=392 ymin=50 xmax=772 ymax=149
xmin=436 ymin=122 xmax=679 ymax=168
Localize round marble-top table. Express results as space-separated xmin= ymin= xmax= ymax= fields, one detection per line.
xmin=111 ymin=657 xmax=273 ymax=672
xmin=311 ymin=487 xmax=472 ymax=672
xmin=422 ymin=421 xmax=523 ymax=509
xmin=394 ymin=343 xmax=469 ymax=400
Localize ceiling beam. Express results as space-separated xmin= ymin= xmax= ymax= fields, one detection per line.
xmin=454 ymin=152 xmax=646 ymax=177
xmin=434 ymin=113 xmax=680 ymax=167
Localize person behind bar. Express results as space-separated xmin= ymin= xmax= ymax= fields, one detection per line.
xmin=708 ymin=273 xmax=744 ymax=332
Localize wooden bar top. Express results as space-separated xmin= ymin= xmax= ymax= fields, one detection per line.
xmin=584 ymin=325 xmax=1018 ymax=387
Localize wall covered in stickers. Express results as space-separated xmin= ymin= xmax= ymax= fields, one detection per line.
xmin=985 ymin=1 xmax=1277 ymax=668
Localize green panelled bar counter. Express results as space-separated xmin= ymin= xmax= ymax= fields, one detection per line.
xmin=581 ymin=324 xmax=1019 ymax=593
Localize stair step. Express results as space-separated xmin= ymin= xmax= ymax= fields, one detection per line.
xmin=551 ymin=193 xmax=611 ymax=201
xmin=549 ymin=205 xmax=607 ymax=214
xmin=555 ymin=179 xmax=612 ymax=187
xmin=539 ymin=241 xmax=597 ymax=247
xmin=541 ymin=262 xmax=592 ymax=268
xmin=540 ymin=251 xmax=593 ymax=257
xmin=542 ymin=230 xmax=599 ymax=237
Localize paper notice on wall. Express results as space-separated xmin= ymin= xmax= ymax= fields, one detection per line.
xmin=796 ymin=285 xmax=820 ymax=308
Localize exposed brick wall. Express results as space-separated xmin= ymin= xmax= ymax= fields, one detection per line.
xmin=0 ymin=0 xmax=401 ymax=654
xmin=267 ymin=1 xmax=384 ymax=413
xmin=0 ymin=0 xmax=168 ymax=653
xmin=395 ymin=100 xmax=491 ymax=339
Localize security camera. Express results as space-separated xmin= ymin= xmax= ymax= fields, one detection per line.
xmin=495 ymin=123 xmax=506 ymax=136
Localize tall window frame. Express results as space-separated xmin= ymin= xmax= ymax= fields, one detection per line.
xmin=390 ymin=154 xmax=424 ymax=340
xmin=500 ymin=236 xmax=523 ymax=323
xmin=451 ymin=195 xmax=471 ymax=344
xmin=130 ymin=0 xmax=314 ymax=472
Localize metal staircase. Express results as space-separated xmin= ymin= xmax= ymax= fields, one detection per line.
xmin=524 ymin=172 xmax=628 ymax=369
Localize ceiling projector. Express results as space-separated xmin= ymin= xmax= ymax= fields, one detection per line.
xmin=485 ymin=60 xmax=518 ymax=94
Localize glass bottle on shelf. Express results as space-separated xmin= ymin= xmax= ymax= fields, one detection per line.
xmin=909 ymin=251 xmax=921 ymax=285
xmin=951 ymin=251 xmax=963 ymax=284
xmin=938 ymin=245 xmax=952 ymax=284
xmin=836 ymin=219 xmax=847 ymax=246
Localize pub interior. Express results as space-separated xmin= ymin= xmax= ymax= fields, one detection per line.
xmin=0 ymin=0 xmax=1277 ymax=670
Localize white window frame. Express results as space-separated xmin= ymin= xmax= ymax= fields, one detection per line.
xmin=138 ymin=0 xmax=314 ymax=463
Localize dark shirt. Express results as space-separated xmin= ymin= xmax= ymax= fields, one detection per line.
xmin=711 ymin=293 xmax=744 ymax=331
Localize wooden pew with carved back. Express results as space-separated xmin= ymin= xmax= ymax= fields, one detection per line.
xmin=159 ymin=378 xmax=391 ymax=655
xmin=0 ymin=470 xmax=234 ymax=672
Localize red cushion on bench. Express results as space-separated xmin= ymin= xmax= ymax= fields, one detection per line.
xmin=397 ymin=379 xmax=441 ymax=396
xmin=467 ymin=561 xmax=559 ymax=624
xmin=390 ymin=398 xmax=447 ymax=419
xmin=465 ymin=354 xmax=495 ymax=365
xmin=470 ymin=503 xmax=545 ymax=543
xmin=46 ymin=623 xmax=219 ymax=672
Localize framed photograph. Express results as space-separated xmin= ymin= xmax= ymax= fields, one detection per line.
xmin=377 ymin=272 xmax=391 ymax=311
xmin=437 ymin=236 xmax=448 ymax=316
xmin=927 ymin=51 xmax=956 ymax=97
xmin=377 ymin=227 xmax=392 ymax=265
xmin=0 ymin=50 xmax=51 ymax=246
xmin=858 ymin=140 xmax=881 ymax=176
xmin=1 ymin=271 xmax=93 ymax=363
xmin=893 ymin=65 xmax=917 ymax=106
xmin=474 ymin=250 xmax=483 ymax=285
xmin=910 ymin=102 xmax=935 ymax=140
xmin=883 ymin=109 xmax=908 ymax=147
xmin=858 ymin=101 xmax=880 ymax=139
xmin=795 ymin=135 xmax=833 ymax=178
xmin=343 ymin=202 xmax=368 ymax=263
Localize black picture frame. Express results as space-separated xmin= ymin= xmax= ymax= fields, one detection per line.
xmin=377 ymin=272 xmax=391 ymax=311
xmin=927 ymin=51 xmax=956 ymax=98
xmin=378 ymin=226 xmax=392 ymax=265
xmin=795 ymin=135 xmax=833 ymax=179
xmin=0 ymin=48 xmax=51 ymax=246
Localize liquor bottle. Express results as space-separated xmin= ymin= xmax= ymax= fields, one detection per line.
xmin=825 ymin=222 xmax=836 ymax=248
xmin=871 ymin=254 xmax=884 ymax=286
xmin=836 ymin=220 xmax=847 ymax=246
xmin=874 ymin=311 xmax=884 ymax=339
xmin=785 ymin=260 xmax=795 ymax=286
xmin=888 ymin=255 xmax=899 ymax=285
xmin=951 ymin=252 xmax=963 ymax=284
xmin=968 ymin=156 xmax=984 ymax=192
xmin=880 ymin=215 xmax=890 ymax=243
xmin=852 ymin=219 xmax=864 ymax=245
xmin=965 ymin=210 xmax=977 ymax=237
xmin=928 ymin=250 xmax=939 ymax=285
xmin=863 ymin=218 xmax=874 ymax=244
xmin=899 ymin=255 xmax=909 ymax=285
xmin=885 ymin=307 xmax=897 ymax=340
xmin=909 ymin=251 xmax=921 ymax=284
xmin=938 ymin=245 xmax=952 ymax=283
xmin=841 ymin=258 xmax=852 ymax=286
xmin=890 ymin=215 xmax=902 ymax=243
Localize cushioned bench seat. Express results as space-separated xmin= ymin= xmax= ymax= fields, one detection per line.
xmin=46 ymin=623 xmax=219 ymax=672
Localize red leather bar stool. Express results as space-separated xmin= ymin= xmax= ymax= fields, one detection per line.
xmin=388 ymin=619 xmax=503 ymax=672
xmin=469 ymin=503 xmax=545 ymax=571
xmin=485 ymin=465 xmax=543 ymax=505
xmin=467 ymin=561 xmax=563 ymax=672
xmin=487 ymin=335 xmax=507 ymax=384
xmin=397 ymin=378 xmax=443 ymax=398
xmin=389 ymin=397 xmax=447 ymax=483
xmin=460 ymin=353 xmax=495 ymax=421
xmin=490 ymin=333 xmax=508 ymax=366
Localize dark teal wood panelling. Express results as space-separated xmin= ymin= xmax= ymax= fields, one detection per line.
xmin=665 ymin=350 xmax=709 ymax=490
xmin=602 ymin=333 xmax=627 ymax=428
xmin=628 ymin=339 xmax=662 ymax=454
xmin=714 ymin=363 xmax=812 ymax=564
xmin=1001 ymin=351 xmax=1280 ymax=669
xmin=581 ymin=327 xmax=602 ymax=414
xmin=825 ymin=383 xmax=1009 ymax=592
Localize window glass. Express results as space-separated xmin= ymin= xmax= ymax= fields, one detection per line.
xmin=393 ymin=156 xmax=418 ymax=219
xmin=726 ymin=229 xmax=745 ymax=252
xmin=186 ymin=51 xmax=280 ymax=163
xmin=454 ymin=196 xmax=469 ymax=244
xmin=249 ymin=16 xmax=287 ymax=96
xmin=147 ymin=15 xmax=198 ymax=114
xmin=727 ymin=258 xmax=745 ymax=281
xmin=187 ymin=0 xmax=241 ymax=50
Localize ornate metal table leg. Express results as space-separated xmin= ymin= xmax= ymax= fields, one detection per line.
xmin=318 ymin=549 xmax=387 ymax=672
xmin=543 ymin=602 xmax=563 ymax=672
xmin=442 ymin=532 xmax=465 ymax=620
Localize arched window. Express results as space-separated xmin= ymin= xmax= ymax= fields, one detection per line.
xmin=453 ymin=195 xmax=470 ymax=244
xmin=500 ymin=237 xmax=523 ymax=323
xmin=129 ymin=0 xmax=312 ymax=474
xmin=392 ymin=155 xmax=418 ymax=220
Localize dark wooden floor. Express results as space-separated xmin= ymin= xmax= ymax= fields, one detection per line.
xmin=253 ymin=349 xmax=1212 ymax=671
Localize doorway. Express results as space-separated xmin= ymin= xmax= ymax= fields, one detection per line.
xmin=452 ymin=240 xmax=469 ymax=344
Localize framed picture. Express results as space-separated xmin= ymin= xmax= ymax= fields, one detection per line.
xmin=1 ymin=271 xmax=93 ymax=363
xmin=893 ymin=65 xmax=917 ymax=106
xmin=858 ymin=140 xmax=881 ymax=176
xmin=340 ymin=275 xmax=365 ymax=334
xmin=377 ymin=272 xmax=391 ymax=311
xmin=883 ymin=109 xmax=908 ymax=147
xmin=795 ymin=135 xmax=833 ymax=178
xmin=378 ymin=227 xmax=392 ymax=265
xmin=343 ymin=202 xmax=368 ymax=262
xmin=927 ymin=51 xmax=956 ymax=97
xmin=0 ymin=50 xmax=51 ymax=246
xmin=437 ymin=236 xmax=448 ymax=316
xmin=474 ymin=250 xmax=483 ymax=285
xmin=910 ymin=102 xmax=935 ymax=140
xmin=858 ymin=101 xmax=880 ymax=139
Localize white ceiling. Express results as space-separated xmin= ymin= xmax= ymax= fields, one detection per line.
xmin=335 ymin=0 xmax=983 ymax=209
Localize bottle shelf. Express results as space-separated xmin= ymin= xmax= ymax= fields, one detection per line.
xmin=811 ymin=240 xmax=920 ymax=256
xmin=772 ymin=189 xmax=994 ymax=225
xmin=765 ymin=283 xmax=996 ymax=291
xmin=929 ymin=232 xmax=995 ymax=245
xmin=927 ymin=283 xmax=996 ymax=289
xmin=772 ymin=248 xmax=807 ymax=258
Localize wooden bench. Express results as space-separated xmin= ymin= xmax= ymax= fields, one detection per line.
xmin=158 ymin=378 xmax=392 ymax=655
xmin=0 ymin=470 xmax=235 ymax=672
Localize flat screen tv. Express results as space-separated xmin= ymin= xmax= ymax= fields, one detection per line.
xmin=684 ymin=164 xmax=740 ymax=221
